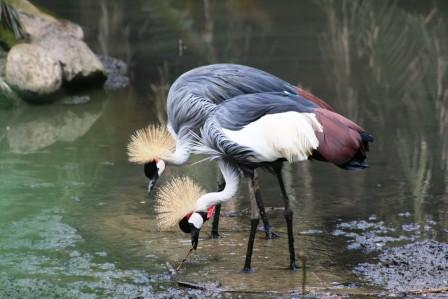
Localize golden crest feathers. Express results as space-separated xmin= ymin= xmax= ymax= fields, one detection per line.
xmin=127 ymin=125 xmax=176 ymax=164
xmin=155 ymin=176 xmax=205 ymax=230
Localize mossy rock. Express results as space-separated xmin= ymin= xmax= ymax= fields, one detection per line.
xmin=0 ymin=27 xmax=19 ymax=49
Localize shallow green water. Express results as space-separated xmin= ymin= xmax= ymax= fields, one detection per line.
xmin=1 ymin=1 xmax=448 ymax=298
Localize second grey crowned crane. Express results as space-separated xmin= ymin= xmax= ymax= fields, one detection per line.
xmin=129 ymin=64 xmax=330 ymax=239
xmin=156 ymin=91 xmax=373 ymax=271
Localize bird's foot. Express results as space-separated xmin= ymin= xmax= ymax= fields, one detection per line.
xmin=242 ymin=267 xmax=255 ymax=273
xmin=210 ymin=231 xmax=220 ymax=239
xmin=289 ymin=261 xmax=299 ymax=271
xmin=265 ymin=230 xmax=279 ymax=240
xmin=257 ymin=224 xmax=279 ymax=239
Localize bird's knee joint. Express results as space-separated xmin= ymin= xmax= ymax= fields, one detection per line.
xmin=250 ymin=218 xmax=260 ymax=225
xmin=284 ymin=210 xmax=293 ymax=218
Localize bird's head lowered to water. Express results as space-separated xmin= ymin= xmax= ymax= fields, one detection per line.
xmin=127 ymin=125 xmax=176 ymax=192
xmin=154 ymin=177 xmax=216 ymax=249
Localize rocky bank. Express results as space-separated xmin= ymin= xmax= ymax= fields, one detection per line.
xmin=0 ymin=0 xmax=111 ymax=104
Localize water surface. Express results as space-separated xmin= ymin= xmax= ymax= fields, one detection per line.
xmin=1 ymin=1 xmax=448 ymax=297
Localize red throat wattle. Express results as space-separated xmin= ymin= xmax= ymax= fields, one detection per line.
xmin=183 ymin=212 xmax=192 ymax=221
xmin=206 ymin=205 xmax=216 ymax=220
xmin=181 ymin=205 xmax=216 ymax=222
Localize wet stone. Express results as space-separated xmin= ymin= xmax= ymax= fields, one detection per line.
xmin=299 ymin=229 xmax=324 ymax=236
xmin=98 ymin=55 xmax=129 ymax=90
xmin=346 ymin=234 xmax=413 ymax=252
xmin=336 ymin=219 xmax=392 ymax=233
xmin=398 ymin=212 xmax=411 ymax=217
xmin=401 ymin=223 xmax=420 ymax=232
xmin=331 ymin=217 xmax=438 ymax=253
xmin=62 ymin=95 xmax=91 ymax=105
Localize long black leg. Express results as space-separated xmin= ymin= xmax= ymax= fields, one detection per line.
xmin=211 ymin=173 xmax=225 ymax=238
xmin=211 ymin=204 xmax=221 ymax=238
xmin=243 ymin=172 xmax=259 ymax=272
xmin=251 ymin=171 xmax=278 ymax=239
xmin=273 ymin=163 xmax=298 ymax=271
xmin=243 ymin=218 xmax=259 ymax=272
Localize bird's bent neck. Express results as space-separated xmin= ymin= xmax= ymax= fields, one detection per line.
xmin=195 ymin=161 xmax=240 ymax=212
xmin=165 ymin=137 xmax=191 ymax=166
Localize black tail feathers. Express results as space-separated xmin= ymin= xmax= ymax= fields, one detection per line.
xmin=361 ymin=131 xmax=374 ymax=143
xmin=339 ymin=131 xmax=373 ymax=170
xmin=339 ymin=158 xmax=369 ymax=170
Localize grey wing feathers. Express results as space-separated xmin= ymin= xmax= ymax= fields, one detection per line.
xmin=170 ymin=64 xmax=296 ymax=104
xmin=213 ymin=92 xmax=316 ymax=130
xmin=167 ymin=64 xmax=297 ymax=135
xmin=167 ymin=93 xmax=215 ymax=137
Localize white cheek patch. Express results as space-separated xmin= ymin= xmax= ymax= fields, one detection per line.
xmin=188 ymin=212 xmax=204 ymax=229
xmin=157 ymin=160 xmax=166 ymax=176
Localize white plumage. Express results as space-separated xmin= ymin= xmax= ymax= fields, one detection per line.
xmin=194 ymin=161 xmax=240 ymax=212
xmin=222 ymin=111 xmax=323 ymax=163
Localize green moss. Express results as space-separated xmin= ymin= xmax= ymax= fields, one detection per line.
xmin=0 ymin=26 xmax=18 ymax=49
xmin=0 ymin=1 xmax=26 ymax=46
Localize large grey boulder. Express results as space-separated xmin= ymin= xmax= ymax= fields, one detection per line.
xmin=5 ymin=43 xmax=62 ymax=98
xmin=16 ymin=1 xmax=105 ymax=85
xmin=36 ymin=33 xmax=106 ymax=84
xmin=18 ymin=10 xmax=84 ymax=41
xmin=15 ymin=0 xmax=83 ymax=41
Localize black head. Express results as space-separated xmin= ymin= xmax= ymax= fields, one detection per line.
xmin=179 ymin=216 xmax=201 ymax=250
xmin=178 ymin=216 xmax=191 ymax=233
xmin=144 ymin=161 xmax=159 ymax=192
xmin=178 ymin=211 xmax=209 ymax=250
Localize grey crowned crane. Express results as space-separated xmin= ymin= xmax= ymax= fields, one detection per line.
xmin=154 ymin=91 xmax=373 ymax=271
xmin=128 ymin=64 xmax=330 ymax=239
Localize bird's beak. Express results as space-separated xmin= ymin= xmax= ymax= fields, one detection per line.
xmin=189 ymin=223 xmax=200 ymax=250
xmin=147 ymin=177 xmax=158 ymax=193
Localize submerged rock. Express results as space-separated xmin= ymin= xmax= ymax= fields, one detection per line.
xmin=333 ymin=216 xmax=446 ymax=294
xmin=299 ymin=229 xmax=324 ymax=236
xmin=333 ymin=216 xmax=439 ymax=253
xmin=5 ymin=43 xmax=62 ymax=99
xmin=62 ymin=95 xmax=91 ymax=105
xmin=98 ymin=55 xmax=129 ymax=90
